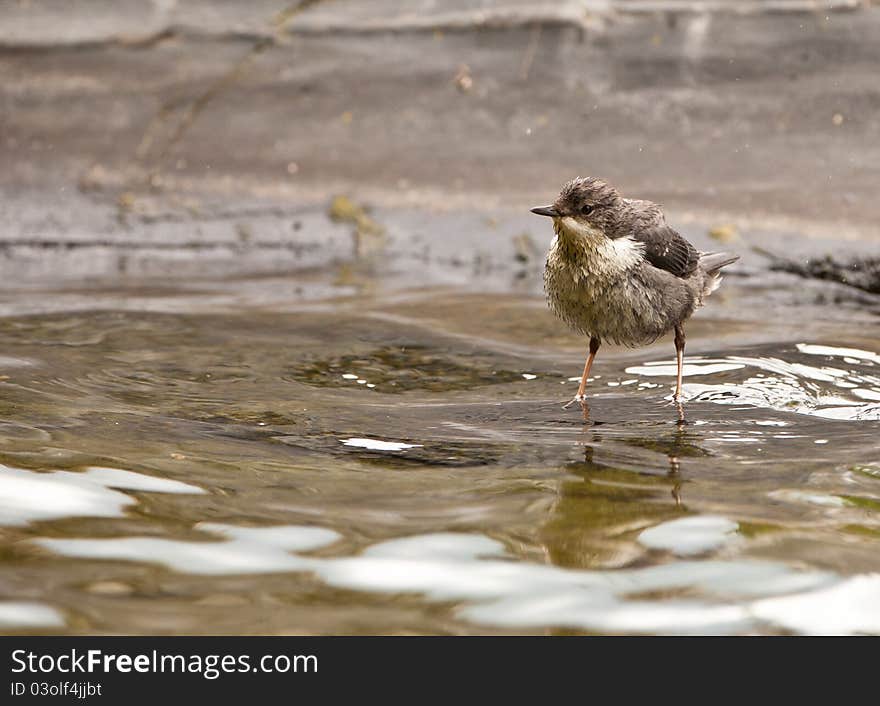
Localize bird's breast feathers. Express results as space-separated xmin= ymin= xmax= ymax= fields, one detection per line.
xmin=548 ymin=217 xmax=646 ymax=281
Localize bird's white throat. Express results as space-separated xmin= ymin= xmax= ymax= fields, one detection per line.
xmin=551 ymin=216 xmax=645 ymax=276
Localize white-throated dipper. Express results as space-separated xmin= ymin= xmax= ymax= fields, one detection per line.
xmin=531 ymin=177 xmax=739 ymax=407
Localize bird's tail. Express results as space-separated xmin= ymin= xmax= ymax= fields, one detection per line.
xmin=699 ymin=251 xmax=739 ymax=299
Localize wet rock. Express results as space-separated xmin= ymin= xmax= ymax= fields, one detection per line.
xmin=768 ymin=254 xmax=880 ymax=295
xmin=5 ymin=1 xmax=880 ymax=283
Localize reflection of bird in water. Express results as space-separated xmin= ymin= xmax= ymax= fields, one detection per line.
xmin=579 ymin=438 xmax=683 ymax=508
xmin=532 ymin=177 xmax=738 ymax=410
xmin=576 ymin=400 xmax=693 ymax=487
xmin=538 ymin=423 xmax=703 ymax=568
xmin=668 ymin=459 xmax=682 ymax=507
xmin=666 ymin=438 xmax=683 ymax=508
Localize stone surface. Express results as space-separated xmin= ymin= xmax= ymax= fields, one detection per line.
xmin=1 ymin=0 xmax=878 ymax=281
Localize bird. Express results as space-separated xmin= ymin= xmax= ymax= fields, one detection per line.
xmin=531 ymin=176 xmax=739 ymax=408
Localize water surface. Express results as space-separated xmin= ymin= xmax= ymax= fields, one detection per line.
xmin=1 ymin=248 xmax=879 ymax=635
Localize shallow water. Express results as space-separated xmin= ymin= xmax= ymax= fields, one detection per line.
xmin=1 ymin=249 xmax=879 ymax=635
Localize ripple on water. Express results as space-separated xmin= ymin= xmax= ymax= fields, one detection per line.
xmin=285 ymin=345 xmax=524 ymax=393
xmin=625 ymin=343 xmax=880 ymax=421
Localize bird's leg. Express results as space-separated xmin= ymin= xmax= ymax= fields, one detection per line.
xmin=580 ymin=400 xmax=591 ymax=423
xmin=673 ymin=324 xmax=686 ymax=402
xmin=576 ymin=337 xmax=601 ymax=399
xmin=564 ymin=337 xmax=600 ymax=409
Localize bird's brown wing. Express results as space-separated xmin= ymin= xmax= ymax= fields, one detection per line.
xmin=632 ymin=224 xmax=700 ymax=278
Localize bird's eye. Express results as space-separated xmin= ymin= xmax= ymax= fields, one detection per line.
xmin=580 ymin=204 xmax=594 ymax=216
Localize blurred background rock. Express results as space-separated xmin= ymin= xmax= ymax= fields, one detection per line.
xmin=2 ymin=0 xmax=878 ymax=280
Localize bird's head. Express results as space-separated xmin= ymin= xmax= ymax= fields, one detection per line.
xmin=531 ymin=177 xmax=621 ymax=238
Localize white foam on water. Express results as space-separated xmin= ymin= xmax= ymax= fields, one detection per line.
xmin=625 ymin=362 xmax=745 ymax=377
xmin=752 ymin=574 xmax=880 ymax=635
xmin=38 ymin=526 xmax=880 ymax=635
xmin=463 ymin=593 xmax=749 ymax=635
xmin=629 ymin=346 xmax=880 ymax=420
xmin=362 ymin=533 xmax=506 ymax=561
xmin=341 ymin=438 xmax=422 ymax=451
xmin=810 ymin=405 xmax=880 ymax=421
xmin=638 ymin=516 xmax=740 ymax=556
xmin=37 ymin=523 xmax=340 ymax=576
xmin=0 ymin=602 xmax=65 ymax=630
xmin=0 ymin=465 xmax=205 ymax=527
xmin=796 ymin=344 xmax=880 ymax=365
xmin=80 ymin=467 xmax=206 ymax=495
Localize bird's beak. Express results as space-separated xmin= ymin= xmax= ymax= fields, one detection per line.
xmin=530 ymin=205 xmax=559 ymax=217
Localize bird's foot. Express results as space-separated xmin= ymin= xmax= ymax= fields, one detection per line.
xmin=562 ymin=394 xmax=587 ymax=410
